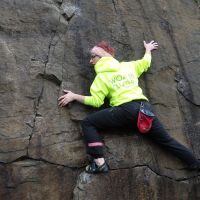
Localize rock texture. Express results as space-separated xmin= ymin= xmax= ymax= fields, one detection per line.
xmin=0 ymin=0 xmax=200 ymax=199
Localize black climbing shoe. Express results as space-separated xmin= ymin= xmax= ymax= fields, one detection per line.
xmin=188 ymin=161 xmax=200 ymax=171
xmin=85 ymin=161 xmax=109 ymax=174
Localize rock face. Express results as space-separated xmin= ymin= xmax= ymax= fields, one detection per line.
xmin=0 ymin=0 xmax=200 ymax=199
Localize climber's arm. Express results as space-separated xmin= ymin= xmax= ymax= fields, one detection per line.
xmin=58 ymin=90 xmax=85 ymax=107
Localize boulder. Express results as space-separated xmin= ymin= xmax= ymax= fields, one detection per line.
xmin=0 ymin=0 xmax=200 ymax=199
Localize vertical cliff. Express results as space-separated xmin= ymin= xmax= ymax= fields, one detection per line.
xmin=0 ymin=0 xmax=200 ymax=199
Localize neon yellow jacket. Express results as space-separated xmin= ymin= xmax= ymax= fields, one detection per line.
xmin=84 ymin=53 xmax=151 ymax=108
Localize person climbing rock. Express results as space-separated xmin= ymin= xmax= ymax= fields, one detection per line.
xmin=58 ymin=40 xmax=200 ymax=174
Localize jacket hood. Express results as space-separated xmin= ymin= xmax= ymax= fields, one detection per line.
xmin=94 ymin=57 xmax=120 ymax=74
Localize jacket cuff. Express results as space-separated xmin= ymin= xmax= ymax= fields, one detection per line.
xmin=143 ymin=53 xmax=151 ymax=61
xmin=84 ymin=96 xmax=92 ymax=106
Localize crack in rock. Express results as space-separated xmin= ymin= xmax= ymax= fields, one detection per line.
xmin=110 ymin=165 xmax=200 ymax=182
xmin=27 ymin=14 xmax=64 ymax=153
xmin=175 ymin=74 xmax=200 ymax=106
xmin=5 ymin=180 xmax=39 ymax=189
xmin=27 ymin=88 xmax=44 ymax=156
xmin=72 ymin=165 xmax=200 ymax=199
xmin=2 ymin=157 xmax=199 ymax=182
xmin=38 ymin=73 xmax=62 ymax=86
xmin=158 ymin=17 xmax=196 ymax=107
xmin=111 ymin=0 xmax=118 ymax=13
xmin=1 ymin=156 xmax=85 ymax=170
xmin=27 ymin=33 xmax=54 ymax=155
xmin=60 ymin=2 xmax=81 ymax=22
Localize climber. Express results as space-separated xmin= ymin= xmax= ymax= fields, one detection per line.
xmin=58 ymin=40 xmax=200 ymax=174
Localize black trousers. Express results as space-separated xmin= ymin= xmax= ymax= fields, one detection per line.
xmin=81 ymin=100 xmax=198 ymax=165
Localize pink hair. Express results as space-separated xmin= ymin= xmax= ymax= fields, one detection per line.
xmin=97 ymin=41 xmax=115 ymax=56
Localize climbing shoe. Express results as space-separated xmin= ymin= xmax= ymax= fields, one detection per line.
xmin=85 ymin=161 xmax=109 ymax=174
xmin=188 ymin=161 xmax=200 ymax=171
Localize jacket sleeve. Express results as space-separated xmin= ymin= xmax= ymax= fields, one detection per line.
xmin=84 ymin=75 xmax=109 ymax=108
xmin=130 ymin=53 xmax=151 ymax=77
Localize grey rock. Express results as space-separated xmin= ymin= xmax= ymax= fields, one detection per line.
xmin=0 ymin=0 xmax=200 ymax=199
